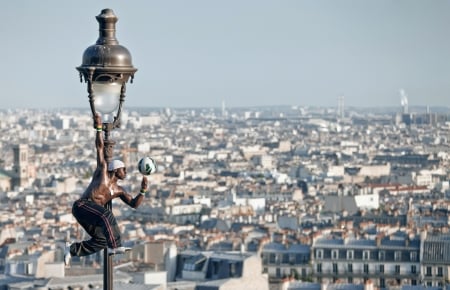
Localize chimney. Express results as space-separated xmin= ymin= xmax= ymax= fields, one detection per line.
xmin=280 ymin=277 xmax=290 ymax=290
xmin=343 ymin=233 xmax=349 ymax=244
xmin=346 ymin=220 xmax=353 ymax=230
xmin=364 ymin=279 xmax=374 ymax=290
xmin=375 ymin=234 xmax=383 ymax=247
xmin=420 ymin=230 xmax=427 ymax=242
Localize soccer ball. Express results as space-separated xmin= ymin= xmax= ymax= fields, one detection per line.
xmin=138 ymin=157 xmax=157 ymax=175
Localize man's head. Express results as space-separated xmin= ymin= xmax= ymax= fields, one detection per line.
xmin=108 ymin=159 xmax=127 ymax=180
xmin=108 ymin=160 xmax=125 ymax=172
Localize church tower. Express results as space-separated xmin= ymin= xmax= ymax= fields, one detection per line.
xmin=12 ymin=144 xmax=29 ymax=189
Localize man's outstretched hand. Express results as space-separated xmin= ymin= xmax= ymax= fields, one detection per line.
xmin=141 ymin=176 xmax=148 ymax=192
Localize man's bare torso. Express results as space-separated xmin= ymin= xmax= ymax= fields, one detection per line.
xmin=81 ymin=167 xmax=111 ymax=206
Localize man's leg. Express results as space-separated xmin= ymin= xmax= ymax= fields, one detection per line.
xmin=71 ymin=200 xmax=122 ymax=255
xmin=70 ymin=224 xmax=108 ymax=256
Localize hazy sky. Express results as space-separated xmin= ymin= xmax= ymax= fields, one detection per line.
xmin=1 ymin=0 xmax=450 ymax=109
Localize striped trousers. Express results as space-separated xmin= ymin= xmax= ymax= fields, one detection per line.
xmin=70 ymin=199 xmax=122 ymax=257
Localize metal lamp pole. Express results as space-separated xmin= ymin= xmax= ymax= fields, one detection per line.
xmin=76 ymin=9 xmax=137 ymax=290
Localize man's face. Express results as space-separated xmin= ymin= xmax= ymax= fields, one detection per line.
xmin=115 ymin=167 xmax=127 ymax=179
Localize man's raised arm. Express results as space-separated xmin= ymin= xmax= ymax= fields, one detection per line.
xmin=94 ymin=114 xmax=106 ymax=168
xmin=118 ymin=176 xmax=148 ymax=209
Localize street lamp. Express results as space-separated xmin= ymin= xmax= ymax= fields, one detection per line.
xmin=77 ymin=8 xmax=137 ymax=163
xmin=77 ymin=8 xmax=137 ymax=290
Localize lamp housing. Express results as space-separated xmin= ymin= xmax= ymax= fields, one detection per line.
xmin=77 ymin=8 xmax=137 ymax=124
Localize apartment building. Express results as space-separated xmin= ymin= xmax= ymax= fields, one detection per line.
xmin=261 ymin=233 xmax=426 ymax=289
xmin=260 ymin=242 xmax=311 ymax=282
xmin=297 ymin=234 xmax=420 ymax=289
xmin=421 ymin=232 xmax=450 ymax=288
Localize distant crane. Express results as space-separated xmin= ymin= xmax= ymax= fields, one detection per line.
xmin=120 ymin=143 xmax=138 ymax=166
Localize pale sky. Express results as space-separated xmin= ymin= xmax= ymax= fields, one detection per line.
xmin=1 ymin=0 xmax=450 ymax=109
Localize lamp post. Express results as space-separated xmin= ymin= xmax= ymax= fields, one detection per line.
xmin=77 ymin=9 xmax=137 ymax=290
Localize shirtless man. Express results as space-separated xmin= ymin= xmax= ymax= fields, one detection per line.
xmin=65 ymin=114 xmax=148 ymax=266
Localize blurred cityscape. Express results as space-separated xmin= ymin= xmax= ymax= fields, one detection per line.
xmin=0 ymin=103 xmax=450 ymax=290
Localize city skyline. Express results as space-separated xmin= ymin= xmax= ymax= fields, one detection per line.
xmin=1 ymin=1 xmax=450 ymax=109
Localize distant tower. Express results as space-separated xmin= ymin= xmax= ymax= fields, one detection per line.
xmin=400 ymin=89 xmax=409 ymax=114
xmin=12 ymin=144 xmax=29 ymax=189
xmin=399 ymin=89 xmax=412 ymax=125
xmin=222 ymin=100 xmax=227 ymax=118
xmin=337 ymin=95 xmax=345 ymax=119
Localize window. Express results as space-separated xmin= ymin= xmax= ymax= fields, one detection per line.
xmin=410 ymin=251 xmax=417 ymax=261
xmin=269 ymin=253 xmax=276 ymax=264
xmin=347 ymin=263 xmax=353 ymax=273
xmin=317 ymin=263 xmax=322 ymax=273
xmin=364 ymin=264 xmax=369 ymax=274
xmin=380 ymin=278 xmax=385 ymax=288
xmin=395 ymin=265 xmax=400 ymax=274
xmin=289 ymin=254 xmax=295 ymax=265
xmin=229 ymin=263 xmax=238 ymax=277
xmin=183 ymin=255 xmax=206 ymax=271
xmin=276 ymin=253 xmax=281 ymax=265
xmin=379 ymin=250 xmax=385 ymax=261
xmin=379 ymin=264 xmax=384 ymax=273
xmin=316 ymin=250 xmax=323 ymax=259
xmin=261 ymin=253 xmax=268 ymax=264
xmin=213 ymin=261 xmax=220 ymax=275
xmin=290 ymin=268 xmax=297 ymax=278
xmin=282 ymin=253 xmax=289 ymax=264
xmin=437 ymin=267 xmax=443 ymax=277
xmin=333 ymin=263 xmax=338 ymax=274
xmin=347 ymin=250 xmax=354 ymax=260
xmin=363 ymin=250 xmax=370 ymax=260
xmin=394 ymin=251 xmax=401 ymax=261
xmin=296 ymin=254 xmax=305 ymax=264
xmin=426 ymin=266 xmax=432 ymax=277
xmin=332 ymin=250 xmax=338 ymax=260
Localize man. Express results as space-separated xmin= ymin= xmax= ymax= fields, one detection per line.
xmin=65 ymin=114 xmax=148 ymax=266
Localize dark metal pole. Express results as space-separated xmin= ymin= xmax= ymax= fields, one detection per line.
xmin=103 ymin=206 xmax=113 ymax=290
xmin=103 ymin=124 xmax=115 ymax=290
xmin=103 ymin=207 xmax=113 ymax=290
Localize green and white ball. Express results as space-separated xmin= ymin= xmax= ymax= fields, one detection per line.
xmin=138 ymin=157 xmax=157 ymax=175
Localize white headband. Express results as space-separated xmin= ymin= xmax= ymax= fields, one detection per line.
xmin=108 ymin=160 xmax=125 ymax=171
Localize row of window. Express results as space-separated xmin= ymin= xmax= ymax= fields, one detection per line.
xmin=314 ymin=264 xmax=444 ymax=277
xmin=262 ymin=253 xmax=309 ymax=264
xmin=316 ymin=263 xmax=416 ymax=274
xmin=261 ymin=249 xmax=419 ymax=265
xmin=264 ymin=263 xmax=445 ymax=279
xmin=265 ymin=265 xmax=445 ymax=289
xmin=315 ymin=249 xmax=418 ymax=262
xmin=263 ymin=251 xmax=445 ymax=279
xmin=425 ymin=266 xmax=444 ymax=277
